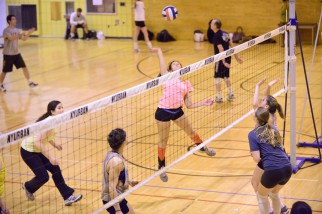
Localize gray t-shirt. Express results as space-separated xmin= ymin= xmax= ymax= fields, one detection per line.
xmin=101 ymin=151 xmax=129 ymax=202
xmin=3 ymin=26 xmax=20 ymax=55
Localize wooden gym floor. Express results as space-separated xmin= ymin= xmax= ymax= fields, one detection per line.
xmin=0 ymin=38 xmax=321 ymax=213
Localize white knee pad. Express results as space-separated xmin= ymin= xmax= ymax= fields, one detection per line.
xmin=269 ymin=192 xmax=279 ymax=200
xmin=256 ymin=192 xmax=270 ymax=214
xmin=224 ymin=77 xmax=229 ymax=83
xmin=215 ymin=78 xmax=221 ymax=85
xmin=269 ymin=192 xmax=281 ymax=213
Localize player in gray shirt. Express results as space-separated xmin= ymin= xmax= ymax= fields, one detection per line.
xmin=1 ymin=15 xmax=38 ymax=92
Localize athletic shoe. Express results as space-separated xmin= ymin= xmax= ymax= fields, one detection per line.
xmin=134 ymin=49 xmax=140 ymax=53
xmin=227 ymin=93 xmax=235 ymax=101
xmin=281 ymin=205 xmax=289 ymax=214
xmin=214 ymin=97 xmax=223 ymax=103
xmin=0 ymin=84 xmax=6 ymax=92
xmin=71 ymin=37 xmax=77 ymax=41
xmin=29 ymin=81 xmax=38 ymax=88
xmin=64 ymin=194 xmax=83 ymax=206
xmin=200 ymin=146 xmax=216 ymax=156
xmin=22 ymin=183 xmax=35 ymax=201
xmin=159 ymin=167 xmax=168 ymax=182
xmin=269 ymin=206 xmax=289 ymax=214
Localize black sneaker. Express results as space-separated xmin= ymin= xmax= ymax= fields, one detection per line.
xmin=29 ymin=81 xmax=38 ymax=88
xmin=0 ymin=84 xmax=6 ymax=92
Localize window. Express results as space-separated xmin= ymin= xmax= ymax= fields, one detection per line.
xmin=86 ymin=0 xmax=116 ymax=14
xmin=8 ymin=5 xmax=37 ymax=30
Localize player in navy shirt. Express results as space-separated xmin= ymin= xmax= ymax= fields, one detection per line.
xmin=248 ymin=107 xmax=292 ymax=214
xmin=210 ymin=18 xmax=242 ymax=103
xmin=251 ymin=78 xmax=289 ymax=214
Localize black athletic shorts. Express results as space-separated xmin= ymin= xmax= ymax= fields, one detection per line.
xmin=3 ymin=54 xmax=26 ymax=72
xmin=103 ymin=199 xmax=129 ymax=214
xmin=214 ymin=57 xmax=231 ymax=78
xmin=135 ymin=21 xmax=145 ymax=27
xmin=155 ymin=107 xmax=184 ymax=122
xmin=261 ymin=165 xmax=292 ymax=188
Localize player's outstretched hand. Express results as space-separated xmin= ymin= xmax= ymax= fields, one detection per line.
xmin=27 ymin=28 xmax=35 ymax=36
xmin=236 ymin=56 xmax=243 ymax=64
xmin=256 ymin=79 xmax=266 ymax=87
xmin=55 ymin=144 xmax=63 ymax=151
xmin=268 ymin=78 xmax=281 ymax=87
xmin=129 ymin=180 xmax=139 ymax=187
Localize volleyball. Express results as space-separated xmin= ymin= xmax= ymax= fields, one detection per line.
xmin=162 ymin=6 xmax=178 ymax=21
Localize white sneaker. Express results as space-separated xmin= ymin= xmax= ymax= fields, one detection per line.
xmin=227 ymin=93 xmax=235 ymax=101
xmin=214 ymin=97 xmax=223 ymax=103
xmin=0 ymin=84 xmax=6 ymax=92
xmin=22 ymin=183 xmax=35 ymax=201
xmin=200 ymin=146 xmax=216 ymax=156
xmin=64 ymin=194 xmax=82 ymax=206
xmin=159 ymin=167 xmax=168 ymax=182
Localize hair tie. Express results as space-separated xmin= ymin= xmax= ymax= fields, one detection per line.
xmin=260 ymin=121 xmax=267 ymax=126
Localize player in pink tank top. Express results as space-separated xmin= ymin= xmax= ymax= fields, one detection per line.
xmin=152 ymin=47 xmax=215 ymax=182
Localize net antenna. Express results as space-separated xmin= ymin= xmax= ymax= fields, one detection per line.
xmin=288 ymin=2 xmax=322 ymax=172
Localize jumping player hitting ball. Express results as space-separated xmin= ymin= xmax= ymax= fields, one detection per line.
xmin=248 ymin=107 xmax=292 ymax=214
xmin=210 ymin=18 xmax=242 ymax=102
xmin=1 ymin=15 xmax=38 ymax=92
xmin=152 ymin=47 xmax=216 ymax=182
xmin=252 ymin=78 xmax=289 ymax=214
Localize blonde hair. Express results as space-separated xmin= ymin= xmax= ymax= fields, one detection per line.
xmin=255 ymin=107 xmax=283 ymax=148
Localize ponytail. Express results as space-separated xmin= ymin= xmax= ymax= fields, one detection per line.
xmin=36 ymin=112 xmax=51 ymax=122
xmin=276 ymin=103 xmax=284 ymax=119
xmin=36 ymin=100 xmax=61 ymax=122
xmin=266 ymin=95 xmax=284 ymax=119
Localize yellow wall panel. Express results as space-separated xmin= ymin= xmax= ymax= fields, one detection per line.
xmin=5 ymin=0 xmax=321 ymax=40
xmin=144 ymin=0 xmax=321 ymax=41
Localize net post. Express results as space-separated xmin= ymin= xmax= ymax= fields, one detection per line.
xmin=289 ymin=0 xmax=297 ymax=169
xmin=297 ymin=7 xmax=322 ymax=148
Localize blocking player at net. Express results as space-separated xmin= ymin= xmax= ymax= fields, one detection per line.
xmin=248 ymin=107 xmax=292 ymax=214
xmin=210 ymin=18 xmax=242 ymax=103
xmin=152 ymin=47 xmax=216 ymax=182
xmin=101 ymin=128 xmax=138 ymax=214
xmin=252 ymin=78 xmax=289 ymax=214
xmin=1 ymin=15 xmax=38 ymax=92
xmin=20 ymin=100 xmax=82 ymax=206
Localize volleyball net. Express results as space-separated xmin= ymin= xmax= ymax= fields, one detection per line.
xmin=0 ymin=25 xmax=286 ymax=213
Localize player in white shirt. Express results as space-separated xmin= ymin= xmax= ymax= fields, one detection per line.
xmin=69 ymin=8 xmax=89 ymax=40
xmin=133 ymin=0 xmax=153 ymax=52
